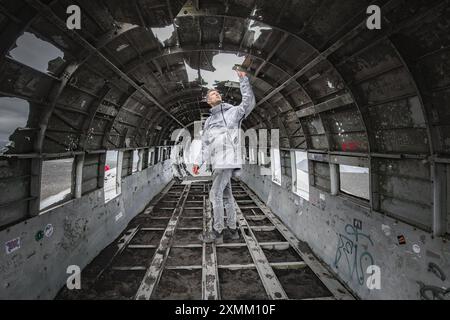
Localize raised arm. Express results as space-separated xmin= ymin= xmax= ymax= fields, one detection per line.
xmin=236 ymin=72 xmax=256 ymax=120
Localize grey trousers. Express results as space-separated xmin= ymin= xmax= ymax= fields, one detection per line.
xmin=210 ymin=169 xmax=237 ymax=233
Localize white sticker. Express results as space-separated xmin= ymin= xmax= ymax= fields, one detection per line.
xmin=413 ymin=244 xmax=421 ymax=254
xmin=5 ymin=237 xmax=21 ymax=254
xmin=115 ymin=212 xmax=123 ymax=222
xmin=320 ymin=193 xmax=325 ymax=201
xmin=44 ymin=224 xmax=54 ymax=238
xmin=381 ymin=224 xmax=391 ymax=236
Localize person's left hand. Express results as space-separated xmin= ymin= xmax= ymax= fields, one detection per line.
xmin=193 ymin=164 xmax=200 ymax=175
xmin=236 ymin=70 xmax=247 ymax=78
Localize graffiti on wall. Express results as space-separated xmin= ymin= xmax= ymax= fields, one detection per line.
xmin=341 ymin=141 xmax=359 ymax=152
xmin=417 ymin=263 xmax=449 ymax=300
xmin=334 ymin=223 xmax=375 ymax=286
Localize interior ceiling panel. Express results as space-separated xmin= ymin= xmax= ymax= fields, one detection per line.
xmin=337 ymin=48 xmax=403 ymax=90
xmin=0 ymin=0 xmax=449 ymax=155
xmin=273 ymin=36 xmax=315 ymax=72
xmin=222 ymin=17 xmax=246 ymax=45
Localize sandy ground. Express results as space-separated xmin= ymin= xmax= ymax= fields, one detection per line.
xmin=40 ymin=159 xmax=73 ymax=209
xmin=40 ymin=157 xmax=120 ymax=209
xmin=56 ymin=181 xmax=335 ymax=300
xmin=340 ymin=172 xmax=370 ymax=199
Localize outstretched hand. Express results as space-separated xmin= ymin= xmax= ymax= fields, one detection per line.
xmin=236 ymin=70 xmax=247 ymax=78
xmin=193 ymin=164 xmax=200 ymax=175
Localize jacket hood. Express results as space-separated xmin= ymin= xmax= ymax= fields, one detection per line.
xmin=210 ymin=103 xmax=232 ymax=115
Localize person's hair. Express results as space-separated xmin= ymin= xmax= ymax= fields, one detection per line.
xmin=206 ymin=88 xmax=219 ymax=98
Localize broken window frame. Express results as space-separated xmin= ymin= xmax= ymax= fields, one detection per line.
xmin=39 ymin=156 xmax=75 ymax=212
xmin=132 ymin=149 xmax=140 ymax=173
xmin=104 ymin=150 xmax=121 ymax=203
xmin=148 ymin=148 xmax=155 ymax=166
xmin=271 ymin=147 xmax=282 ymax=186
xmin=258 ymin=148 xmax=270 ymax=167
xmin=291 ymin=150 xmax=310 ymax=201
xmin=7 ymin=31 xmax=65 ymax=76
xmin=161 ymin=146 xmax=171 ymax=161
xmin=154 ymin=147 xmax=160 ymax=164
xmin=338 ymin=164 xmax=370 ymax=202
xmin=257 ymin=147 xmax=271 ymax=176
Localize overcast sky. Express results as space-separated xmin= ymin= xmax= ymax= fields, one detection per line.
xmin=0 ymin=97 xmax=30 ymax=151
xmin=184 ymin=53 xmax=246 ymax=89
xmin=152 ymin=25 xmax=175 ymax=46
xmin=1 ymin=31 xmax=64 ymax=152
xmin=8 ymin=32 xmax=64 ymax=74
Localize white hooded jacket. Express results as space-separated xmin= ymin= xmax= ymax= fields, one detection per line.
xmin=197 ymin=76 xmax=256 ymax=170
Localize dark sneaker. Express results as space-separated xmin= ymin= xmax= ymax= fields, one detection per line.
xmin=224 ymin=227 xmax=240 ymax=240
xmin=198 ymin=229 xmax=223 ymax=244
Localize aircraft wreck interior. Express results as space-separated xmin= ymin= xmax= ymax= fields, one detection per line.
xmin=0 ymin=0 xmax=450 ymax=303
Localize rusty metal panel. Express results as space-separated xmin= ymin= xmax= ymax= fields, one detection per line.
xmin=338 ymin=39 xmax=403 ymax=83
xmin=97 ymin=100 xmax=118 ymax=118
xmin=312 ymin=161 xmax=331 ymax=192
xmin=122 ymin=150 xmax=132 ymax=177
xmin=47 ymin=111 xmax=84 ymax=132
xmin=82 ymin=154 xmax=100 ymax=195
xmin=298 ymin=0 xmax=373 ymax=48
xmin=177 ymin=16 xmax=200 ymax=45
xmin=368 ymin=96 xmax=429 ymax=153
xmin=258 ymin=64 xmax=291 ymax=87
xmin=354 ymin=67 xmax=417 ymax=106
xmin=374 ymin=158 xmax=431 ymax=180
xmin=379 ymin=174 xmax=432 ymax=203
xmin=331 ymin=133 xmax=369 ymax=153
xmin=0 ymin=158 xmax=30 ymax=204
xmin=385 ymin=196 xmax=433 ymax=228
xmin=369 ymin=97 xmax=426 ymax=130
xmin=430 ymin=88 xmax=450 ymax=124
xmin=56 ymin=87 xmax=96 ymax=113
xmin=374 ymin=158 xmax=433 ymax=229
xmin=308 ymin=135 xmax=327 ymax=150
xmin=105 ymin=35 xmax=141 ymax=66
xmin=302 ymin=70 xmax=345 ymax=103
xmin=0 ymin=58 xmax=55 ymax=100
xmin=0 ymin=158 xmax=31 ymax=227
xmin=274 ymin=36 xmax=316 ymax=71
xmin=288 ymin=87 xmax=312 ymax=109
xmin=200 ymin=16 xmax=223 ymax=44
xmin=104 ymin=88 xmax=125 ymax=106
xmin=380 ymin=195 xmax=432 ymax=230
xmin=388 ymin=1 xmax=448 ymax=59
xmin=302 ymin=116 xmax=325 ymax=135
xmin=221 ymin=17 xmax=246 ymax=45
xmin=43 ymin=131 xmax=79 ymax=153
xmin=70 ymin=68 xmax=106 ymax=95
xmin=373 ymin=129 xmax=429 ymax=154
xmin=321 ymin=106 xmax=368 ymax=152
xmin=85 ymin=135 xmax=104 ymax=151
xmin=104 ymin=0 xmax=182 ymax=27
xmin=323 ymin=106 xmax=366 ymax=132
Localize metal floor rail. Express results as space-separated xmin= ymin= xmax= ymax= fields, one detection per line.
xmin=57 ymin=180 xmax=354 ymax=300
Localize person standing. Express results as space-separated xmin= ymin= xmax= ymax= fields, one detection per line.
xmin=193 ymin=69 xmax=256 ymax=243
